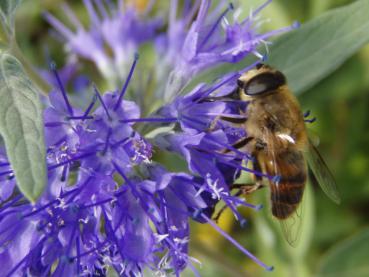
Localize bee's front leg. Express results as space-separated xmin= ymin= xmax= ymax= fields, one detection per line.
xmin=207 ymin=115 xmax=248 ymax=132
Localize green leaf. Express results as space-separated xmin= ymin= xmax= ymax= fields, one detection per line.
xmin=317 ymin=228 xmax=369 ymax=277
xmin=268 ymin=0 xmax=369 ymax=94
xmin=0 ymin=0 xmax=22 ymax=39
xmin=0 ymin=52 xmax=46 ymax=202
xmin=184 ymin=0 xmax=369 ymax=96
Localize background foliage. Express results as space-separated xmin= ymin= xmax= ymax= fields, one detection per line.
xmin=8 ymin=0 xmax=369 ymax=276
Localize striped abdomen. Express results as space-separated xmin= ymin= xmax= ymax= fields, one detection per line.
xmin=266 ymin=150 xmax=307 ymax=219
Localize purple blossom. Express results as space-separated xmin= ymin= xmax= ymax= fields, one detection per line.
xmin=157 ymin=0 xmax=298 ymax=100
xmin=0 ymin=0 xmax=299 ymax=275
xmin=44 ymin=0 xmax=161 ymax=86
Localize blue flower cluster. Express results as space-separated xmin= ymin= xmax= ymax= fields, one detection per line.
xmin=0 ymin=0 xmax=297 ymax=276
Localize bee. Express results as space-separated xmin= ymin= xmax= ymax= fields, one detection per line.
xmin=212 ymin=64 xmax=340 ymax=246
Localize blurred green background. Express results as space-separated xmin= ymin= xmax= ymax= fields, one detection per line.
xmin=13 ymin=0 xmax=369 ymax=276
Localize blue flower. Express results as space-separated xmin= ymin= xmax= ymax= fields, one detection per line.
xmin=157 ymin=0 xmax=298 ymax=100
xmin=44 ymin=0 xmax=161 ymax=86
xmin=0 ymin=0 xmax=299 ymax=275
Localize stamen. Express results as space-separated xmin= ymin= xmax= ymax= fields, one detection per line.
xmin=70 ymin=240 xmax=108 ymax=260
xmin=102 ymin=128 xmax=112 ymax=154
xmin=183 ymin=0 xmax=201 ymax=26
xmin=94 ymin=0 xmax=109 ymax=18
xmin=83 ymin=94 xmax=98 ymax=118
xmin=199 ymin=3 xmax=234 ymax=50
xmin=93 ymin=84 xmax=111 ymax=119
xmin=0 ymin=162 xmax=10 ymax=167
xmin=111 ymin=137 xmax=132 ymax=148
xmin=67 ymin=115 xmax=94 ymax=120
xmin=242 ymin=0 xmax=272 ymax=25
xmin=48 ymin=151 xmax=96 ymax=170
xmin=83 ymin=0 xmax=100 ymax=26
xmin=201 ymin=214 xmax=274 ymax=271
xmin=221 ymin=159 xmax=273 ymax=179
xmin=50 ymin=62 xmax=74 ymax=116
xmin=22 ymin=199 xmax=61 ymax=218
xmin=119 ymin=117 xmax=178 ymax=124
xmin=221 ymin=197 xmax=247 ymax=223
xmin=81 ymin=197 xmax=113 ymax=209
xmin=43 ymin=12 xmax=74 ymax=39
xmin=169 ymin=0 xmax=178 ymax=26
xmin=224 ymin=194 xmax=263 ymax=211
xmin=62 ymin=3 xmax=83 ymax=29
xmin=196 ymin=72 xmax=241 ymax=103
xmin=255 ymin=20 xmax=301 ymax=42
xmin=187 ymin=262 xmax=202 ymax=277
xmin=44 ymin=121 xmax=67 ymax=127
xmin=0 ymin=195 xmax=22 ymax=212
xmin=76 ymin=236 xmax=80 ymax=275
xmin=114 ymin=53 xmax=139 ymax=111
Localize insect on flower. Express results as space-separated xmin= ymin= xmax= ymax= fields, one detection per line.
xmin=0 ymin=0 xmax=308 ymax=275
xmin=208 ymin=63 xmax=341 ymax=246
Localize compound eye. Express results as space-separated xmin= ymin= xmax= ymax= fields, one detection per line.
xmin=246 ymin=82 xmax=268 ymax=95
xmin=245 ymin=72 xmax=286 ymax=96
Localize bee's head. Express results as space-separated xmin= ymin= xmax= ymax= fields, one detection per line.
xmin=237 ymin=63 xmax=286 ymax=98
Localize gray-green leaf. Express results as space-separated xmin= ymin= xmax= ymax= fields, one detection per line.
xmin=0 ymin=0 xmax=22 ymax=39
xmin=0 ymin=52 xmax=46 ymax=202
xmin=317 ymin=228 xmax=369 ymax=277
xmin=268 ymin=0 xmax=369 ymax=94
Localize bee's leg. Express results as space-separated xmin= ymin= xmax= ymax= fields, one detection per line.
xmin=212 ymin=182 xmax=265 ymax=223
xmin=207 ymin=115 xmax=221 ymax=132
xmin=213 ymin=157 xmax=265 ymax=223
xmin=207 ymin=115 xmax=248 ymax=132
xmin=221 ymin=136 xmax=254 ymax=154
xmin=231 ymin=182 xmax=265 ymax=194
xmin=212 ymin=189 xmax=242 ymax=223
xmin=198 ymin=87 xmax=240 ymax=103
xmin=303 ymin=110 xmax=317 ymax=123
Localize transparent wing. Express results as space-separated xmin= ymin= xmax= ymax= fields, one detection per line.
xmin=279 ymin=202 xmax=304 ymax=247
xmin=263 ymin=129 xmax=306 ymax=247
xmin=306 ymin=141 xmax=341 ymax=204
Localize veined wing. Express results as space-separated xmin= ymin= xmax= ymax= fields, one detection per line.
xmin=262 ymin=128 xmax=306 ymax=247
xmin=306 ymin=140 xmax=341 ymax=204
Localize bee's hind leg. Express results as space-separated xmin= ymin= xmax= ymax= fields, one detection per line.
xmin=232 ymin=182 xmax=265 ymax=194
xmin=212 ymin=182 xmax=265 ymax=223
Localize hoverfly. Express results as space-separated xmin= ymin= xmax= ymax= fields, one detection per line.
xmin=210 ymin=64 xmax=340 ymax=246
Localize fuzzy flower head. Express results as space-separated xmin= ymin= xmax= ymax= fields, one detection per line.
xmin=45 ymin=0 xmax=161 ymax=86
xmin=0 ymin=1 xmax=298 ymax=276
